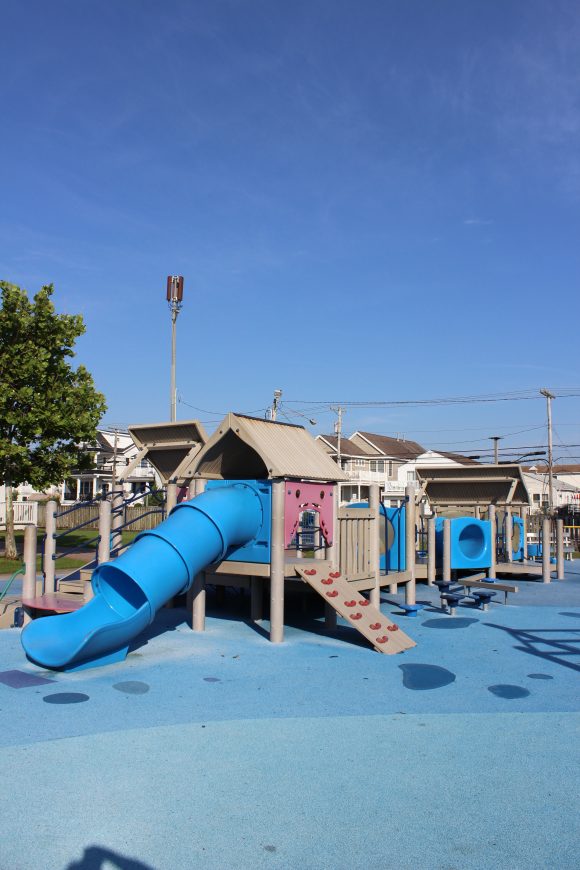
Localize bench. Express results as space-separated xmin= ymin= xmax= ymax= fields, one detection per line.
xmin=458 ymin=579 xmax=518 ymax=605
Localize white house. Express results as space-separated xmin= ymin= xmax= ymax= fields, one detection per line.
xmin=1 ymin=428 xmax=160 ymax=508
xmin=316 ymin=432 xmax=479 ymax=505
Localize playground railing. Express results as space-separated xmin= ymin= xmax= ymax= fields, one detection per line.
xmin=338 ymin=506 xmax=374 ymax=581
xmin=109 ymin=487 xmax=166 ymax=558
xmin=42 ymin=486 xmax=166 ymax=586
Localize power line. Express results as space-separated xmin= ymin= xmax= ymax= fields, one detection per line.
xmin=285 ymin=387 xmax=580 ymax=408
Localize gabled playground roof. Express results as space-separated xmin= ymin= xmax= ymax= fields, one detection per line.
xmin=125 ymin=420 xmax=208 ymax=484
xmin=416 ymin=463 xmax=530 ymax=506
xmin=191 ymin=413 xmax=349 ymax=482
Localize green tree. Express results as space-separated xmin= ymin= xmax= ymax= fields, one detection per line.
xmin=0 ymin=282 xmax=107 ymax=558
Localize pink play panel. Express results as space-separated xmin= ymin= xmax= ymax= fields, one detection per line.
xmin=284 ymin=482 xmax=334 ymax=548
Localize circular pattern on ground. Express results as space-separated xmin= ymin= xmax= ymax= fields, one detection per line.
xmin=113 ymin=681 xmax=150 ymax=694
xmin=43 ymin=692 xmax=90 ymax=705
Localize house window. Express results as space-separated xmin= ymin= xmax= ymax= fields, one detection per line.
xmin=79 ymin=480 xmax=92 ymax=500
xmin=407 ymin=471 xmax=416 ymax=482
xmin=533 ymin=494 xmax=541 ymax=502
xmin=354 ymin=458 xmax=366 ymax=468
xmin=369 ymin=460 xmax=385 ymax=473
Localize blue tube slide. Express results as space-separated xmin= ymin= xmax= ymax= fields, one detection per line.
xmin=21 ymin=484 xmax=263 ymax=672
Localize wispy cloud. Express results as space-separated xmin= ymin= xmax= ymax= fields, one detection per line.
xmin=464 ymin=218 xmax=493 ymax=226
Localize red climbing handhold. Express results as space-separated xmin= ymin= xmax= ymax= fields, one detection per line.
xmin=326 ymin=590 xmax=338 ymax=598
xmin=370 ymin=622 xmax=381 ymax=630
xmin=387 ymin=624 xmax=399 ymax=632
xmin=321 ymin=578 xmax=333 ymax=585
xmin=350 ymin=613 xmax=362 ymax=620
xmin=304 ymin=569 xmax=317 ymax=576
xmin=344 ymin=600 xmax=356 ymax=607
xmin=376 ymin=636 xmax=389 ymax=644
xmin=358 ymin=599 xmax=370 ymax=606
xmin=330 ymin=571 xmax=341 ymax=579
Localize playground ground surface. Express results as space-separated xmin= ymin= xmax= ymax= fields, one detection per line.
xmin=0 ymin=568 xmax=579 ymax=870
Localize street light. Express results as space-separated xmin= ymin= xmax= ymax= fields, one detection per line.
xmin=167 ymin=276 xmax=184 ymax=422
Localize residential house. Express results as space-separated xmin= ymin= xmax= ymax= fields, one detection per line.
xmin=316 ymin=432 xmax=478 ymax=505
xmin=522 ymin=464 xmax=580 ymax=513
xmin=3 ymin=429 xmax=160 ymax=507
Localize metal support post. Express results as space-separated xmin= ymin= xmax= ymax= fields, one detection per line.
xmin=488 ymin=505 xmax=496 ymax=579
xmin=188 ymin=573 xmax=206 ymax=631
xmin=542 ymin=517 xmax=551 ymax=583
xmin=442 ymin=518 xmax=451 ymax=584
xmin=43 ymin=500 xmax=57 ymax=594
xmin=270 ymin=479 xmax=285 ymax=643
xmin=111 ymin=483 xmax=124 ymax=557
xmin=166 ymin=481 xmax=178 ymax=514
xmin=405 ymin=484 xmax=416 ymax=605
xmin=98 ymin=500 xmax=111 ymax=565
xmin=369 ymin=484 xmax=381 ymax=608
xmin=325 ymin=485 xmax=339 ymax=630
xmin=505 ymin=508 xmax=513 ymax=563
xmin=556 ymin=518 xmax=565 ymax=581
xmin=427 ymin=517 xmax=436 ymax=586
xmin=474 ymin=505 xmax=481 ymax=519
xmin=521 ymin=506 xmax=528 ymax=560
xmin=22 ymin=524 xmax=38 ymax=624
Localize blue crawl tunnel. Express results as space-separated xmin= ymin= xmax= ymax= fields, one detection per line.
xmin=435 ymin=517 xmax=492 ymax=570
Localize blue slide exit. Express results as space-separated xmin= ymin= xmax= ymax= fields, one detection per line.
xmin=21 ymin=484 xmax=264 ymax=672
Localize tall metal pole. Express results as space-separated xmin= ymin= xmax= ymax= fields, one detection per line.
xmin=332 ymin=406 xmax=344 ymax=469
xmin=270 ymin=389 xmax=282 ymax=421
xmin=167 ymin=276 xmax=184 ymax=422
xmin=491 ymin=436 xmax=501 ymax=464
xmin=540 ymin=388 xmax=555 ymax=514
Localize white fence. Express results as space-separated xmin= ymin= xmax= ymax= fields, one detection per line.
xmin=0 ymin=501 xmax=38 ymax=527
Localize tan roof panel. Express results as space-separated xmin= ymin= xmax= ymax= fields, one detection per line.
xmin=126 ymin=420 xmax=208 ymax=484
xmin=192 ymin=413 xmax=349 ymax=482
xmin=416 ymin=464 xmax=530 ymax=506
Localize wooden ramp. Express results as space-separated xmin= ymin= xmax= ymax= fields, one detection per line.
xmin=295 ymin=563 xmax=415 ymax=654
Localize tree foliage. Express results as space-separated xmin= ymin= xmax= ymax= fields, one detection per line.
xmin=0 ymin=282 xmax=107 ymax=555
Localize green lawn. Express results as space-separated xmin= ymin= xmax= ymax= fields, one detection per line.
xmin=0 ymin=528 xmax=140 ymax=575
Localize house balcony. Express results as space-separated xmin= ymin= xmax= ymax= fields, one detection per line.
xmin=343 ymin=470 xmax=407 ymax=491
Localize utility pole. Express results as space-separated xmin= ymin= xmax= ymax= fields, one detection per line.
xmin=270 ymin=389 xmax=282 ymax=421
xmin=332 ymin=406 xmax=344 ymax=469
xmin=167 ymin=276 xmax=184 ymax=422
xmin=540 ymin=388 xmax=555 ymax=514
xmin=490 ymin=436 xmax=502 ymax=464
xmin=111 ymin=427 xmax=119 ymax=490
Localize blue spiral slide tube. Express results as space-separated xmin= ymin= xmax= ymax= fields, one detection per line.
xmin=21 ymin=484 xmax=263 ymax=671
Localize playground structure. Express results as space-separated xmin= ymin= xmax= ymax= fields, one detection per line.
xmin=12 ymin=419 xmax=571 ymax=667
xmin=19 ymin=415 xmax=417 ymax=670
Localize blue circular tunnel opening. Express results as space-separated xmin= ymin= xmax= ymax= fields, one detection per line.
xmin=457 ymin=523 xmax=486 ymax=560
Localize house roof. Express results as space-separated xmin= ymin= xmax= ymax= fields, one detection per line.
xmin=524 ymin=464 xmax=580 ymax=475
xmin=316 ymin=435 xmax=375 ymax=458
xmin=523 ymin=472 xmax=580 ymax=492
xmin=436 ymin=451 xmax=481 ymax=466
xmin=192 ymin=414 xmax=349 ymax=482
xmin=352 ymin=431 xmax=425 ymax=461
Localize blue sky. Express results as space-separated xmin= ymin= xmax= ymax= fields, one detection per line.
xmin=1 ymin=0 xmax=579 ymax=460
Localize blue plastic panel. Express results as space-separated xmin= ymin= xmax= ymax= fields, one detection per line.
xmin=205 ymin=479 xmax=272 ymax=563
xmin=435 ymin=517 xmax=492 ymax=570
xmin=511 ymin=516 xmax=524 ymax=562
